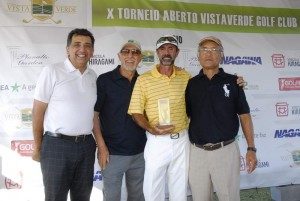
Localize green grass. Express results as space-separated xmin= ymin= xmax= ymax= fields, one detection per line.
xmin=212 ymin=187 xmax=272 ymax=201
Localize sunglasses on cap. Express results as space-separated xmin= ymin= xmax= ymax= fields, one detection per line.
xmin=156 ymin=36 xmax=178 ymax=49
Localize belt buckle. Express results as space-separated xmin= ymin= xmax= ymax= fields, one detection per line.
xmin=170 ymin=133 xmax=179 ymax=139
xmin=203 ymin=143 xmax=215 ymax=150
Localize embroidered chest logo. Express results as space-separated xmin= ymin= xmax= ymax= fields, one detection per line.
xmin=223 ymin=84 xmax=230 ymax=97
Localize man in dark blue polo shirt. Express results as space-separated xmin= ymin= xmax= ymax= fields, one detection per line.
xmin=185 ymin=36 xmax=257 ymax=201
xmin=93 ymin=40 xmax=146 ymax=201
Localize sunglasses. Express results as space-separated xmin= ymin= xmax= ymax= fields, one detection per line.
xmin=120 ymin=49 xmax=141 ymax=56
xmin=156 ymin=36 xmax=178 ymax=45
xmin=199 ymin=48 xmax=222 ymax=53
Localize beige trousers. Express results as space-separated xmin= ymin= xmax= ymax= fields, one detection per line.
xmin=189 ymin=141 xmax=240 ymax=201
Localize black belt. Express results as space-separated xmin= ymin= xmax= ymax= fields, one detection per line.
xmin=193 ymin=139 xmax=235 ymax=151
xmin=45 ymin=131 xmax=91 ymax=142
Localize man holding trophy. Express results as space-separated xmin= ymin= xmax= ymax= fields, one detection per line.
xmin=128 ymin=35 xmax=191 ymax=201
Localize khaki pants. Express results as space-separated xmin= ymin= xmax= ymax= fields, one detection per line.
xmin=189 ymin=141 xmax=240 ymax=201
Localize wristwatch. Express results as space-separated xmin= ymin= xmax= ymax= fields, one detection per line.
xmin=247 ymin=147 xmax=257 ymax=153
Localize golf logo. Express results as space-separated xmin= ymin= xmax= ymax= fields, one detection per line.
xmin=23 ymin=0 xmax=61 ymax=24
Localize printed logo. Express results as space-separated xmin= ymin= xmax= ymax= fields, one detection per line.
xmin=22 ymin=0 xmax=61 ymax=24
xmin=89 ymin=54 xmax=115 ymax=67
xmin=278 ymin=77 xmax=300 ymax=91
xmin=272 ymin=53 xmax=300 ymax=68
xmin=11 ymin=140 xmax=34 ymax=156
xmin=9 ymin=46 xmax=50 ymax=68
xmin=275 ymin=102 xmax=289 ymax=117
xmin=288 ymin=58 xmax=300 ymax=67
xmin=292 ymin=106 xmax=300 ymax=116
xmin=142 ymin=50 xmax=155 ymax=66
xmin=221 ymin=56 xmax=262 ymax=65
xmin=274 ymin=129 xmax=300 ymax=138
xmin=256 ymin=160 xmax=270 ymax=168
xmin=250 ymin=107 xmax=261 ymax=119
xmin=93 ymin=170 xmax=102 ymax=182
xmin=272 ymin=54 xmax=285 ymax=68
xmin=240 ymin=156 xmax=246 ymax=171
xmin=223 ymin=84 xmax=230 ymax=97
xmin=5 ymin=177 xmax=22 ymax=189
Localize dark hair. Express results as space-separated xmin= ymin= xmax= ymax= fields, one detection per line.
xmin=67 ymin=28 xmax=95 ymax=47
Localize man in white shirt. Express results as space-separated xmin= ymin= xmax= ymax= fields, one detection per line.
xmin=32 ymin=28 xmax=104 ymax=201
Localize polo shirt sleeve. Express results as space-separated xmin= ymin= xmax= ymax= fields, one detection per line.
xmin=236 ymin=86 xmax=250 ymax=115
xmin=34 ymin=66 xmax=55 ymax=103
xmin=128 ymin=77 xmax=145 ymax=115
xmin=94 ymin=75 xmax=106 ymax=112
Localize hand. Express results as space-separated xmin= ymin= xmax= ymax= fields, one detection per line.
xmin=235 ymin=74 xmax=247 ymax=88
xmin=97 ymin=145 xmax=109 ymax=170
xmin=150 ymin=124 xmax=175 ymax=135
xmin=32 ymin=149 xmax=41 ymax=162
xmin=246 ymin=150 xmax=257 ymax=173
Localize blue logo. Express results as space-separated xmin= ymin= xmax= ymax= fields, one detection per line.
xmin=93 ymin=170 xmax=102 ymax=182
xmin=274 ymin=129 xmax=300 ymax=138
xmin=221 ymin=56 xmax=262 ymax=65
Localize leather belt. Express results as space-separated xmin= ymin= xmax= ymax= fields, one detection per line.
xmin=45 ymin=131 xmax=91 ymax=142
xmin=194 ymin=139 xmax=235 ymax=151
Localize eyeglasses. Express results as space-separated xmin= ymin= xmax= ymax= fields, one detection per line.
xmin=199 ymin=48 xmax=222 ymax=53
xmin=120 ymin=49 xmax=141 ymax=56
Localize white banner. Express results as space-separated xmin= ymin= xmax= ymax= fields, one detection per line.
xmin=0 ymin=0 xmax=300 ymax=200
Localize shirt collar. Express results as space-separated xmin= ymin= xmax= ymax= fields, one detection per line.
xmin=198 ymin=67 xmax=226 ymax=78
xmin=64 ymin=58 xmax=92 ymax=75
xmin=112 ymin=65 xmax=139 ymax=81
xmin=151 ymin=64 xmax=177 ymax=78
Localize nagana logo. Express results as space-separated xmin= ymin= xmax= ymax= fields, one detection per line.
xmin=274 ymin=128 xmax=300 ymax=138
xmin=221 ymin=56 xmax=262 ymax=65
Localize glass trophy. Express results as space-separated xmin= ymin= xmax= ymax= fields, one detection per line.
xmin=158 ymin=98 xmax=171 ymax=125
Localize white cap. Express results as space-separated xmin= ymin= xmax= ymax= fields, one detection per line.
xmin=156 ymin=35 xmax=178 ymax=49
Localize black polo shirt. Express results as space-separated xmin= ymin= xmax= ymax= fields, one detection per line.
xmin=94 ymin=66 xmax=146 ymax=155
xmin=185 ymin=68 xmax=250 ymax=145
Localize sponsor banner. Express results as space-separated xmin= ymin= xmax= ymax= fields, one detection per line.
xmin=11 ymin=140 xmax=34 ymax=156
xmin=278 ymin=77 xmax=300 ymax=91
xmin=92 ymin=0 xmax=300 ymax=34
xmin=0 ymin=0 xmax=88 ymax=27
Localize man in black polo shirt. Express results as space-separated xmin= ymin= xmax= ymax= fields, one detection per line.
xmin=93 ymin=40 xmax=146 ymax=201
xmin=185 ymin=36 xmax=257 ymax=201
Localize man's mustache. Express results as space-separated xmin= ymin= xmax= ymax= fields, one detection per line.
xmin=162 ymin=55 xmax=172 ymax=60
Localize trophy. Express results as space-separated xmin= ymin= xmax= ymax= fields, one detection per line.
xmin=158 ymin=98 xmax=171 ymax=125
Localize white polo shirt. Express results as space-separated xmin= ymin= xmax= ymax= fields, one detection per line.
xmin=34 ymin=59 xmax=97 ymax=136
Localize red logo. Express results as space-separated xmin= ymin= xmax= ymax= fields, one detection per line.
xmin=5 ymin=177 xmax=22 ymax=189
xmin=276 ymin=102 xmax=289 ymax=117
xmin=272 ymin=54 xmax=285 ymax=68
xmin=11 ymin=140 xmax=34 ymax=157
xmin=278 ymin=77 xmax=300 ymax=91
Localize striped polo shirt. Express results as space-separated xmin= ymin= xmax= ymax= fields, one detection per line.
xmin=128 ymin=65 xmax=191 ymax=133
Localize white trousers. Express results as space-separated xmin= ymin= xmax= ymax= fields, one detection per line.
xmin=189 ymin=141 xmax=240 ymax=201
xmin=143 ymin=130 xmax=190 ymax=201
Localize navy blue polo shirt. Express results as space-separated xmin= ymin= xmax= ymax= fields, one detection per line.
xmin=185 ymin=68 xmax=250 ymax=145
xmin=94 ymin=66 xmax=146 ymax=155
